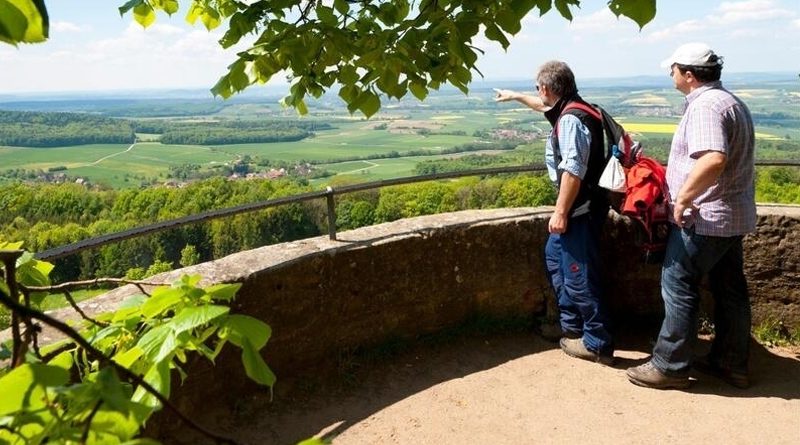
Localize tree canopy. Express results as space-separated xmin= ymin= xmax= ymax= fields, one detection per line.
xmin=2 ymin=1 xmax=656 ymax=117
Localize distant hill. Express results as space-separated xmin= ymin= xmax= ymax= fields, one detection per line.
xmin=0 ymin=72 xmax=795 ymax=116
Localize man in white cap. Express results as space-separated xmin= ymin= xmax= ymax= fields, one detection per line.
xmin=626 ymin=43 xmax=756 ymax=389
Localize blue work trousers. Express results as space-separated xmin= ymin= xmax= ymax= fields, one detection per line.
xmin=652 ymin=225 xmax=751 ymax=376
xmin=544 ymin=211 xmax=613 ymax=355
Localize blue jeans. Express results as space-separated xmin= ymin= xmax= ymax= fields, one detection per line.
xmin=652 ymin=225 xmax=751 ymax=376
xmin=544 ymin=210 xmax=613 ymax=355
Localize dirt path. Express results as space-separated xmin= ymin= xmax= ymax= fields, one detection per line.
xmin=176 ymin=329 xmax=800 ymax=445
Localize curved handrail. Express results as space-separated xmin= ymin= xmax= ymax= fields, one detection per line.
xmin=33 ymin=160 xmax=800 ymax=261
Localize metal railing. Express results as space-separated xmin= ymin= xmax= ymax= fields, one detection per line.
xmin=29 ymin=160 xmax=800 ymax=262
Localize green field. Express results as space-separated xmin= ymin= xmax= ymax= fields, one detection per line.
xmin=0 ymin=142 xmax=235 ymax=188
xmin=214 ymin=122 xmax=479 ymax=161
xmin=2 ymin=80 xmax=798 ymax=189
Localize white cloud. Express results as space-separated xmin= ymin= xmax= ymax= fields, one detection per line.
xmin=0 ymin=19 xmax=260 ymax=92
xmin=644 ymin=19 xmax=705 ymax=42
xmin=643 ymin=0 xmax=798 ymax=42
xmin=569 ymin=8 xmax=620 ymax=32
xmin=51 ymin=21 xmax=84 ymax=33
xmin=792 ymin=18 xmax=800 ymax=28
xmin=713 ymin=0 xmax=791 ymax=25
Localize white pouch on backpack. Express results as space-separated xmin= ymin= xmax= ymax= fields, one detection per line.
xmin=598 ymin=155 xmax=626 ymax=193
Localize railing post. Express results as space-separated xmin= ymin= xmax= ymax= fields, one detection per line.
xmin=1 ymin=250 xmax=25 ymax=367
xmin=325 ymin=186 xmax=337 ymax=241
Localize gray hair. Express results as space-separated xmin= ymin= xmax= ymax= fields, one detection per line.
xmin=536 ymin=61 xmax=577 ymax=97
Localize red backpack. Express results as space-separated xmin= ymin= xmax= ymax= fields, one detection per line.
xmin=555 ymin=102 xmax=669 ymax=263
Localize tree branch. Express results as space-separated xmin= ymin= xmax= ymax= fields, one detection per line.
xmin=0 ymin=291 xmax=240 ymax=445
xmin=81 ymin=400 xmax=103 ymax=444
xmin=63 ymin=289 xmax=108 ymax=328
xmin=23 ymin=277 xmax=165 ymax=293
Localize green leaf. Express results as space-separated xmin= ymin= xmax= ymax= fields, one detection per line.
xmin=118 ymin=0 xmax=142 ymax=17
xmin=495 ymin=10 xmax=522 ymax=35
xmin=204 ymin=282 xmax=242 ymax=302
xmin=97 ymin=367 xmax=130 ymax=413
xmin=47 ymin=350 xmax=73 ymax=371
xmin=0 ymin=363 xmax=69 ymax=417
xmin=484 ymin=23 xmax=510 ymax=49
xmin=333 ymin=0 xmax=349 ymax=16
xmin=211 ymin=75 xmax=233 ymax=99
xmin=240 ymin=338 xmax=276 ymax=387
xmin=221 ymin=314 xmax=271 ymax=350
xmin=296 ymin=98 xmax=309 ymax=115
xmin=201 ymin=7 xmax=221 ymax=31
xmin=131 ymin=360 xmax=170 ymax=409
xmin=554 ymin=0 xmax=576 ymax=21
xmin=113 ymin=346 xmax=144 ymax=369
xmin=316 ymin=5 xmax=337 ymax=26
xmin=0 ymin=240 xmax=23 ymax=249
xmin=16 ymin=252 xmax=52 ymax=287
xmin=141 ymin=287 xmax=183 ymax=318
xmin=133 ymin=2 xmax=156 ymax=28
xmin=0 ymin=0 xmax=49 ymax=45
xmin=162 ymin=0 xmax=179 ymax=16
xmin=177 ymin=274 xmax=202 ymax=288
xmin=112 ymin=295 xmax=146 ymax=324
xmin=169 ymin=305 xmax=229 ymax=334
xmin=357 ymin=90 xmax=381 ymax=118
xmin=339 ymin=64 xmax=359 ymax=85
xmin=608 ymin=0 xmax=657 ymax=29
xmin=136 ymin=324 xmax=173 ymax=361
xmin=91 ymin=408 xmax=142 ymax=442
xmin=185 ymin=3 xmax=204 ymax=25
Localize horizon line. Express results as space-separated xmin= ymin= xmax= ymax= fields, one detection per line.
xmin=1 ymin=70 xmax=796 ymax=98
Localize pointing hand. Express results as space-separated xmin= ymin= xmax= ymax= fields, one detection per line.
xmin=493 ymin=88 xmax=517 ymax=102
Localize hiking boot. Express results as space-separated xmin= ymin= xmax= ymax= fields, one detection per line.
xmin=693 ymin=356 xmax=750 ymax=389
xmin=559 ymin=337 xmax=614 ymax=366
xmin=626 ymin=361 xmax=690 ymax=390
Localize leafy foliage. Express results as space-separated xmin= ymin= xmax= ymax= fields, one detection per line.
xmin=0 ymin=0 xmax=657 ymax=117
xmin=0 ymin=247 xmax=274 ymax=444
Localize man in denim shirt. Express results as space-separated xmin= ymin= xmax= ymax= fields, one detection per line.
xmin=627 ymin=43 xmax=756 ymax=389
xmin=496 ymin=61 xmax=614 ymax=365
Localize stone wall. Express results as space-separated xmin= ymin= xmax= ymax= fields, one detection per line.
xmin=3 ymin=205 xmax=798 ymax=420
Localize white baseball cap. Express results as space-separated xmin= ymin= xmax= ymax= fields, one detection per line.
xmin=660 ymin=43 xmax=723 ymax=68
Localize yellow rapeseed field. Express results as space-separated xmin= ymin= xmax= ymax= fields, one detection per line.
xmin=624 ymin=123 xmax=676 ymax=134
xmin=624 ymin=123 xmax=781 ymax=140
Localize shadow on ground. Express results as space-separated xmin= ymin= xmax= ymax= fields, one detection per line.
xmin=161 ymin=324 xmax=800 ymax=445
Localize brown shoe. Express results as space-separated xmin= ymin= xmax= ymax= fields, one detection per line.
xmin=559 ymin=337 xmax=614 ymax=366
xmin=693 ymin=356 xmax=750 ymax=389
xmin=626 ymin=361 xmax=690 ymax=389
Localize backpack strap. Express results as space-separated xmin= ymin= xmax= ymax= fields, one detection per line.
xmin=554 ymin=102 xmax=602 ymax=137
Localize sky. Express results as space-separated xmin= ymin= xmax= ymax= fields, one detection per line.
xmin=1 ymin=0 xmax=799 ymax=94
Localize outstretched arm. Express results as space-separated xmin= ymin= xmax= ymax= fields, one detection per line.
xmin=493 ymin=88 xmax=550 ymax=112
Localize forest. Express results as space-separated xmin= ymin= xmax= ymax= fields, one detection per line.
xmin=2 ymin=165 xmax=799 ymax=288
xmin=154 ymin=120 xmax=334 ymax=145
xmin=0 ymin=110 xmax=337 ymax=147
xmin=0 ymin=110 xmax=135 ymax=147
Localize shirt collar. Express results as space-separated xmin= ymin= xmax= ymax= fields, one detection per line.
xmin=685 ymin=80 xmax=723 ymax=104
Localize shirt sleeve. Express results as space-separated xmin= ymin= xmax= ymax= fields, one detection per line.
xmin=556 ymin=114 xmax=591 ymax=179
xmin=686 ymin=99 xmax=728 ymax=158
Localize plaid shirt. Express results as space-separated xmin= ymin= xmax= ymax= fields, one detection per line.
xmin=666 ymin=81 xmax=756 ymax=236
